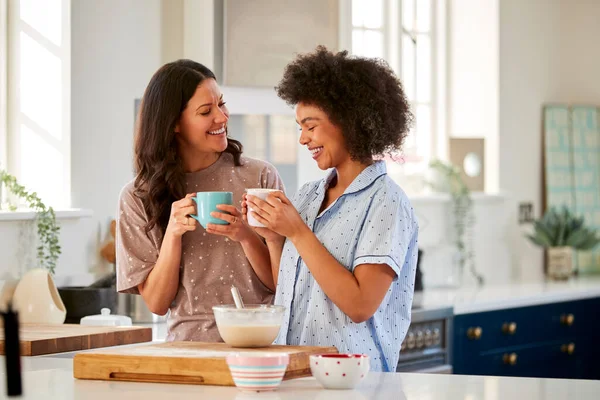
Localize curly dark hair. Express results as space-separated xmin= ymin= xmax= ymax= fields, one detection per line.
xmin=134 ymin=59 xmax=243 ymax=234
xmin=275 ymin=46 xmax=413 ymax=163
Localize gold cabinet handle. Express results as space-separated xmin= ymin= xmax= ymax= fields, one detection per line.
xmin=560 ymin=313 xmax=575 ymax=326
xmin=503 ymin=353 xmax=518 ymax=365
xmin=467 ymin=327 xmax=482 ymax=340
xmin=502 ymin=322 xmax=517 ymax=335
xmin=561 ymin=342 xmax=575 ymax=355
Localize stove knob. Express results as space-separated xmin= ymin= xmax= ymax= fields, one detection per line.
xmin=424 ymin=329 xmax=433 ymax=347
xmin=416 ymin=331 xmax=425 ymax=348
xmin=406 ymin=332 xmax=416 ymax=349
xmin=433 ymin=328 xmax=441 ymax=345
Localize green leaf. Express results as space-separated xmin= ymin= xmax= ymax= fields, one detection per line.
xmin=565 ymin=229 xmax=589 ymax=248
xmin=533 ymin=220 xmax=556 ymax=244
xmin=1 ymin=168 xmax=61 ymax=275
xmin=527 ymin=234 xmax=550 ymax=247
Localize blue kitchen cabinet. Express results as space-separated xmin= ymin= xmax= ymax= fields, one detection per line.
xmin=453 ymin=297 xmax=600 ymax=379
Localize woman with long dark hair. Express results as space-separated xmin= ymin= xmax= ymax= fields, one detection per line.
xmin=116 ymin=59 xmax=283 ymax=341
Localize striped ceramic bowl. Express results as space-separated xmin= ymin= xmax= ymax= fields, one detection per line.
xmin=226 ymin=353 xmax=290 ymax=392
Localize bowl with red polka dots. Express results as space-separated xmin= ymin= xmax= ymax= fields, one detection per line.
xmin=309 ymin=354 xmax=370 ymax=390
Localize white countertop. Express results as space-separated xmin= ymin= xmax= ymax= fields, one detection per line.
xmin=417 ymin=276 xmax=600 ymax=314
xmin=1 ymin=361 xmax=598 ymax=400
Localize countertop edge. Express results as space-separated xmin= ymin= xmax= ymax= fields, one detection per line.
xmin=453 ymin=287 xmax=600 ymax=315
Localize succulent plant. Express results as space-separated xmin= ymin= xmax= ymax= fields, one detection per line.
xmin=527 ymin=206 xmax=600 ymax=250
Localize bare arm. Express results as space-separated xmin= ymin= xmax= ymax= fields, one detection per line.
xmin=266 ymin=237 xmax=285 ymax=285
xmin=138 ymin=194 xmax=196 ymax=315
xmin=238 ymin=232 xmax=275 ymax=291
xmin=138 ymin=231 xmax=183 ymax=315
xmin=239 ymin=195 xmax=285 ymax=290
xmin=289 ymin=224 xmax=395 ymax=323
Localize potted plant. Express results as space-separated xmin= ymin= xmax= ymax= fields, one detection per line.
xmin=0 ymin=169 xmax=61 ymax=274
xmin=1 ymin=168 xmax=119 ymax=323
xmin=1 ymin=168 xmax=66 ymax=323
xmin=527 ymin=206 xmax=600 ymax=280
xmin=428 ymin=159 xmax=484 ymax=286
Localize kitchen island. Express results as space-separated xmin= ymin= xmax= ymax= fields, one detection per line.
xmin=1 ymin=355 xmax=598 ymax=400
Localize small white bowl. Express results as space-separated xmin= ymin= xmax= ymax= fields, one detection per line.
xmin=309 ymin=354 xmax=370 ymax=390
xmin=213 ymin=304 xmax=285 ymax=348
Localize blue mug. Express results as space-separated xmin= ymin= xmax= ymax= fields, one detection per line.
xmin=191 ymin=191 xmax=233 ymax=229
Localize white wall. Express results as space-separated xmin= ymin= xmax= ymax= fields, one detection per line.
xmin=499 ymin=0 xmax=600 ymax=281
xmin=0 ymin=0 xmax=7 ymax=169
xmin=413 ymin=194 xmax=510 ymax=287
xmin=555 ymin=1 xmax=600 ymax=102
xmin=69 ymin=0 xmax=163 ymax=277
xmin=448 ymin=0 xmax=499 ymax=193
xmin=0 ymin=213 xmax=97 ymax=284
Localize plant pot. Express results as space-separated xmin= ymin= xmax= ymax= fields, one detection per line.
xmin=57 ymin=287 xmax=118 ymax=324
xmin=12 ymin=268 xmax=66 ymax=324
xmin=546 ymin=246 xmax=574 ymax=280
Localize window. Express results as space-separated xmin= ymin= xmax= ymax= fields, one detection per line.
xmin=351 ymin=0 xmax=385 ymax=59
xmin=1 ymin=0 xmax=7 ymax=170
xmin=220 ymin=86 xmax=304 ymax=196
xmin=350 ymin=0 xmax=439 ymax=181
xmin=228 ymin=114 xmax=299 ymax=192
xmin=5 ymin=0 xmax=71 ymax=209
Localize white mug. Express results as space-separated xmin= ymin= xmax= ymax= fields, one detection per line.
xmin=246 ymin=188 xmax=282 ymax=228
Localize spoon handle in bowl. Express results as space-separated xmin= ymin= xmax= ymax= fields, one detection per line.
xmin=230 ymin=285 xmax=244 ymax=309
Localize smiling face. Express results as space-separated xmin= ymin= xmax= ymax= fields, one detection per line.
xmin=175 ymin=78 xmax=229 ymax=154
xmin=296 ymin=102 xmax=351 ymax=170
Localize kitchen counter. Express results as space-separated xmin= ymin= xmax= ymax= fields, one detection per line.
xmin=417 ymin=275 xmax=600 ymax=314
xmin=1 ymin=361 xmax=598 ymax=399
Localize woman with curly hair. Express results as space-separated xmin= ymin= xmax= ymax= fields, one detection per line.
xmin=246 ymin=46 xmax=418 ymax=372
xmin=116 ymin=59 xmax=284 ymax=342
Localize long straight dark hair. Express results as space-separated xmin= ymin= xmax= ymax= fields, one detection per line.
xmin=133 ymin=59 xmax=243 ymax=234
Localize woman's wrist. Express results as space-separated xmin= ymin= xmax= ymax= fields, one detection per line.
xmin=239 ymin=225 xmax=260 ymax=246
xmin=288 ymin=223 xmax=311 ymax=245
xmin=265 ymin=235 xmax=285 ymax=247
xmin=164 ymin=225 xmax=184 ymax=241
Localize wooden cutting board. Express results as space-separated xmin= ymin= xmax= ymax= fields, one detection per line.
xmin=0 ymin=323 xmax=152 ymax=356
xmin=73 ymin=341 xmax=338 ymax=386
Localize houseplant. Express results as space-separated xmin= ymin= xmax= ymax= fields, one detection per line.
xmin=1 ymin=168 xmax=66 ymax=323
xmin=428 ymin=159 xmax=484 ymax=286
xmin=0 ymin=168 xmax=61 ymax=275
xmin=1 ymin=168 xmax=118 ymax=322
xmin=527 ymin=206 xmax=600 ymax=279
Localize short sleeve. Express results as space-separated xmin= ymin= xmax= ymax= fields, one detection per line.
xmin=259 ymin=162 xmax=286 ymax=193
xmin=351 ymin=189 xmax=418 ymax=280
xmin=116 ymin=183 xmax=161 ymax=295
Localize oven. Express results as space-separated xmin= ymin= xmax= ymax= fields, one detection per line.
xmin=396 ymin=302 xmax=453 ymax=373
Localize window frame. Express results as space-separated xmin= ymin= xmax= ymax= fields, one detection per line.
xmin=4 ymin=0 xmax=72 ymax=209
xmin=347 ymin=0 xmax=444 ymax=175
xmin=0 ymin=0 xmax=7 ymax=170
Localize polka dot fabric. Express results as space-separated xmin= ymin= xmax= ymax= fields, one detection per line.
xmin=273 ymin=161 xmax=419 ymax=372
